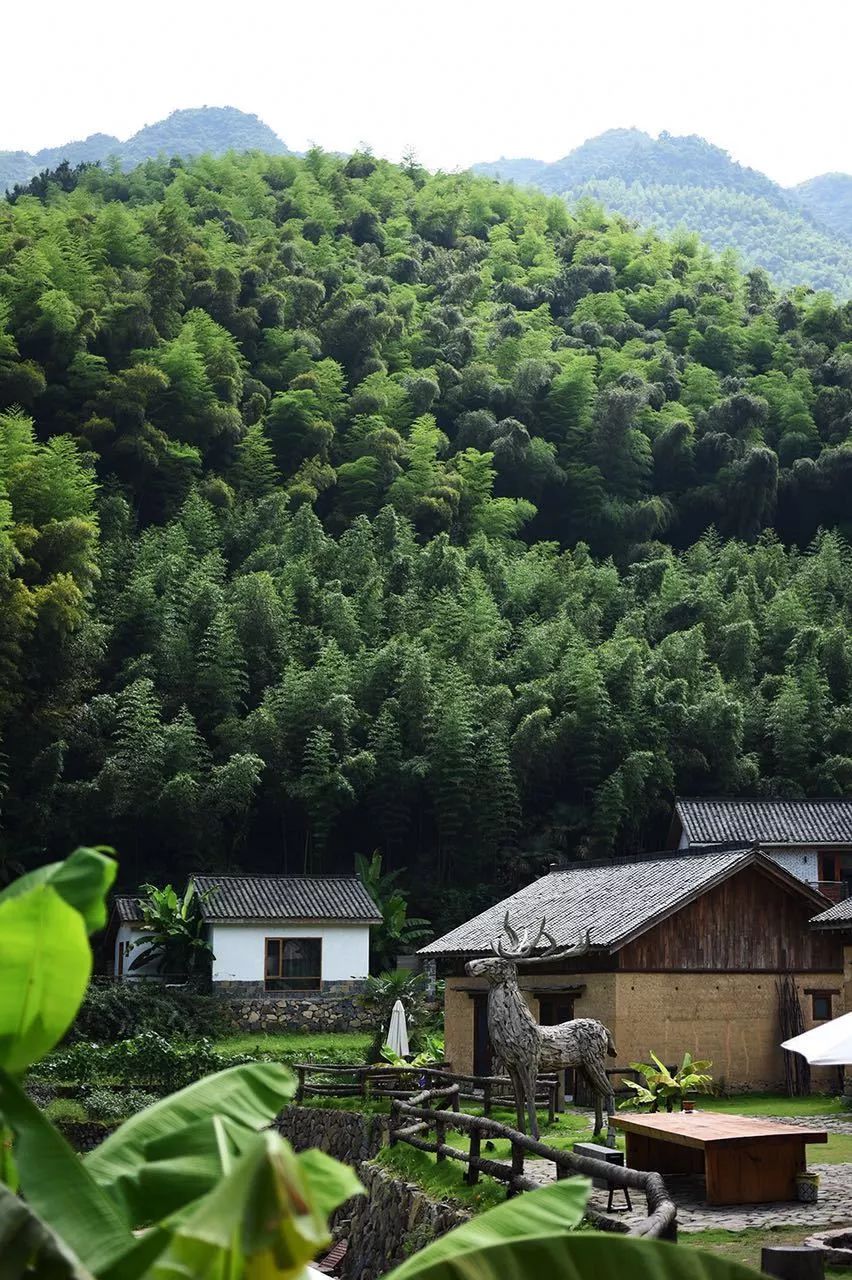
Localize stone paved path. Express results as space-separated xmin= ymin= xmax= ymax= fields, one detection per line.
xmin=525 ymin=1111 xmax=852 ymax=1233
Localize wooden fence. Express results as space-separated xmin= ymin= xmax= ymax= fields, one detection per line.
xmin=293 ymin=1063 xmax=559 ymax=1123
xmin=390 ymin=1080 xmax=677 ymax=1240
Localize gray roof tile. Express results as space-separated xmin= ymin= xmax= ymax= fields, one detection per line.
xmin=420 ymin=848 xmax=824 ymax=956
xmin=811 ymin=897 xmax=852 ymax=928
xmin=114 ymin=895 xmax=144 ymax=923
xmin=192 ymin=875 xmax=381 ymax=924
xmin=676 ymin=797 xmax=852 ymax=846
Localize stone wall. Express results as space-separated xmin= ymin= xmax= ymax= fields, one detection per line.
xmin=341 ymin=1163 xmax=469 ymax=1280
xmin=277 ymin=1105 xmax=389 ymax=1165
xmin=223 ymin=989 xmax=373 ymax=1033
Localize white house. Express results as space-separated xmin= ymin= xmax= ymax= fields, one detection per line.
xmin=109 ymin=895 xmax=160 ymax=978
xmin=668 ymin=797 xmax=852 ymax=900
xmin=107 ymin=874 xmax=380 ymax=995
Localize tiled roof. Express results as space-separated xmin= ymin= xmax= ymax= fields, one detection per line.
xmin=420 ymin=848 xmax=826 ymax=956
xmin=191 ymin=875 xmax=381 ymax=924
xmin=676 ymin=797 xmax=852 ymax=846
xmin=811 ymin=897 xmax=852 ymax=929
xmin=114 ymin=895 xmax=144 ymax=923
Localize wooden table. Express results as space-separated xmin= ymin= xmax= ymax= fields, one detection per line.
xmin=611 ymin=1112 xmax=828 ymax=1205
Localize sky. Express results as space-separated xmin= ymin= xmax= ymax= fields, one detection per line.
xmin=3 ymin=0 xmax=852 ymax=186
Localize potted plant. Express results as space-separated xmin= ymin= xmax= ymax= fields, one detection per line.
xmin=796 ymin=1171 xmax=820 ymax=1203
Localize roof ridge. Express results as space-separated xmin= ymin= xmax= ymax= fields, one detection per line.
xmin=192 ymin=873 xmax=364 ymax=881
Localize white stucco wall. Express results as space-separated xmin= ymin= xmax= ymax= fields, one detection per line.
xmin=765 ymin=849 xmax=819 ymax=883
xmin=114 ymin=924 xmax=158 ymax=978
xmin=210 ymin=923 xmax=371 ymax=984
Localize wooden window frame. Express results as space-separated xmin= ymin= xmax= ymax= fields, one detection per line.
xmin=808 ymin=990 xmax=835 ymax=1022
xmin=264 ymin=936 xmax=322 ymax=993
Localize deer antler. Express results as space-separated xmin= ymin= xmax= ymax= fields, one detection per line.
xmin=491 ymin=912 xmax=592 ymax=964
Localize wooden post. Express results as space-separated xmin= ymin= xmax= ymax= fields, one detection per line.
xmin=435 ymin=1117 xmax=447 ymax=1161
xmin=508 ymin=1139 xmax=524 ymax=1194
xmin=483 ymin=1082 xmax=492 ymax=1117
xmin=452 ymin=1087 xmax=460 ymax=1114
xmin=389 ymin=1100 xmax=399 ymax=1146
xmin=760 ymin=1247 xmax=824 ymax=1280
xmin=465 ymin=1128 xmax=481 ymax=1185
xmin=295 ymin=1066 xmax=305 ymax=1103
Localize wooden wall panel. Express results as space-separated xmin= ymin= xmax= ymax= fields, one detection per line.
xmin=618 ymin=866 xmax=842 ymax=973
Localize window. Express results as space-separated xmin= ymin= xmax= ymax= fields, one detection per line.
xmin=812 ymin=993 xmax=833 ymax=1022
xmin=264 ymin=937 xmax=322 ymax=992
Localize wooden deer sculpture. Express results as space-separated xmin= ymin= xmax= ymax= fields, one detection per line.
xmin=466 ymin=913 xmax=616 ymax=1139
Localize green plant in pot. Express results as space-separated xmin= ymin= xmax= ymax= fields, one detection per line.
xmin=620 ymin=1052 xmax=714 ymax=1112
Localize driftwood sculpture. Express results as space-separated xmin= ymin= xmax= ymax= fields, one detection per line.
xmin=466 ymin=913 xmax=616 ymax=1139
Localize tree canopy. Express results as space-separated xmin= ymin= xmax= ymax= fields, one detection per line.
xmin=2 ymin=149 xmax=852 ymax=930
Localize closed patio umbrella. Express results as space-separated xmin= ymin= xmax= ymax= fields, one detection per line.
xmin=782 ymin=1012 xmax=852 ymax=1065
xmin=386 ymin=998 xmax=410 ymax=1058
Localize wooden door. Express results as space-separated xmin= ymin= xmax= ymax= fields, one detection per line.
xmin=538 ymin=996 xmax=575 ymax=1098
xmin=472 ymin=995 xmax=492 ymax=1076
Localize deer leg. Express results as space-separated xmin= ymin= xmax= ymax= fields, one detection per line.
xmin=593 ymin=1081 xmax=603 ymax=1137
xmin=507 ymin=1066 xmax=526 ymax=1134
xmin=516 ymin=1063 xmax=539 ymax=1140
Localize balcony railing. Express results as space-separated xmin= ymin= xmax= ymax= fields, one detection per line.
xmin=808 ymin=880 xmax=850 ymax=903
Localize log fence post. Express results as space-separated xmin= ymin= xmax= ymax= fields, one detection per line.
xmin=466 ymin=1128 xmax=481 ymax=1185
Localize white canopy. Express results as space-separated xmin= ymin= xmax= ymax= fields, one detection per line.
xmin=782 ymin=1012 xmax=852 ymax=1066
xmin=386 ymin=998 xmax=410 ymax=1058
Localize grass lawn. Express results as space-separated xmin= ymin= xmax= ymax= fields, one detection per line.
xmin=213 ymin=1031 xmax=371 ymax=1060
xmin=700 ymin=1092 xmax=846 ymax=1117
xmin=682 ymin=1225 xmax=852 ymax=1277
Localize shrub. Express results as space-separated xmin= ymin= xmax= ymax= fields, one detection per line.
xmin=69 ymin=981 xmax=231 ymax=1043
xmin=82 ymin=1086 xmax=160 ymax=1122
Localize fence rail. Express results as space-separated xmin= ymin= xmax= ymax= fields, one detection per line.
xmin=293 ymin=1063 xmax=560 ymax=1122
xmin=390 ymin=1080 xmax=676 ymax=1240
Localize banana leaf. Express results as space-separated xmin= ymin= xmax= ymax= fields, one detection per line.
xmin=384 ymin=1177 xmax=590 ymax=1280
xmin=0 ymin=1068 xmax=136 ymax=1275
xmin=84 ymin=1062 xmax=296 ymax=1204
xmin=147 ymin=1129 xmax=362 ymax=1280
xmin=0 ymin=886 xmax=92 ymax=1075
xmin=0 ymin=1182 xmax=96 ymax=1280
xmin=385 ymin=1188 xmax=761 ymax=1280
xmin=0 ymin=847 xmax=116 ymax=933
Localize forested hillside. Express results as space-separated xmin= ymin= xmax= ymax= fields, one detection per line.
xmin=795 ymin=173 xmax=852 ymax=241
xmin=476 ymin=130 xmax=852 ymax=296
xmin=0 ymin=107 xmax=290 ymax=194
xmin=2 ymin=151 xmax=852 ymax=927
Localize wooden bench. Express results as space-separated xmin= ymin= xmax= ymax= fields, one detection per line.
xmin=611 ymin=1112 xmax=828 ymax=1205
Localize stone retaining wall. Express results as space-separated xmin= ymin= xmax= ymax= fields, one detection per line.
xmin=341 ymin=1163 xmax=469 ymax=1280
xmin=277 ymin=1105 xmax=390 ymax=1165
xmin=224 ymin=992 xmax=373 ymax=1032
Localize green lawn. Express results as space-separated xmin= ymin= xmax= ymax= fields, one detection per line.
xmin=213 ymin=1032 xmax=371 ymax=1060
xmin=700 ymin=1092 xmax=846 ymax=1117
xmin=682 ymin=1225 xmax=852 ymax=1277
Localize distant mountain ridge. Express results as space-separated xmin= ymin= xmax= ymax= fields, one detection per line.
xmin=0 ymin=107 xmax=291 ymax=193
xmin=474 ymin=129 xmax=852 ymax=295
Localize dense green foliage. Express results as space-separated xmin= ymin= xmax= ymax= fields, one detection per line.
xmin=794 ymin=173 xmax=852 ymax=240
xmin=476 ymin=128 xmax=852 ymax=295
xmin=69 ymin=981 xmax=232 ymax=1042
xmin=0 ymin=106 xmax=289 ymax=194
xmin=566 ymin=180 xmax=852 ymax=295
xmin=4 ymin=150 xmax=852 ymax=926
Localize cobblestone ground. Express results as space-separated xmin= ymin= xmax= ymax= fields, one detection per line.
xmin=525 ymin=1112 xmax=852 ymax=1233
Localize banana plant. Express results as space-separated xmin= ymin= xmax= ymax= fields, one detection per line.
xmin=620 ymin=1051 xmax=714 ymax=1112
xmin=0 ymin=848 xmax=361 ymax=1279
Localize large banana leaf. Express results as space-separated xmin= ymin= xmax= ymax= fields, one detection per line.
xmin=0 ymin=1068 xmax=136 ymax=1274
xmin=0 ymin=846 xmax=116 ymax=933
xmin=84 ymin=1062 xmax=297 ymax=1205
xmin=104 ymin=1114 xmax=261 ymax=1225
xmin=0 ymin=1182 xmax=96 ymax=1280
xmin=384 ymin=1183 xmax=761 ymax=1280
xmin=147 ymin=1129 xmax=362 ymax=1280
xmin=0 ymin=885 xmax=92 ymax=1074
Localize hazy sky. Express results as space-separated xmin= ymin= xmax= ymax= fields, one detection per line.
xmin=4 ymin=0 xmax=851 ymax=186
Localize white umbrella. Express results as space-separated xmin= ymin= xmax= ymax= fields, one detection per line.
xmin=782 ymin=1012 xmax=852 ymax=1065
xmin=386 ymin=998 xmax=410 ymax=1058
